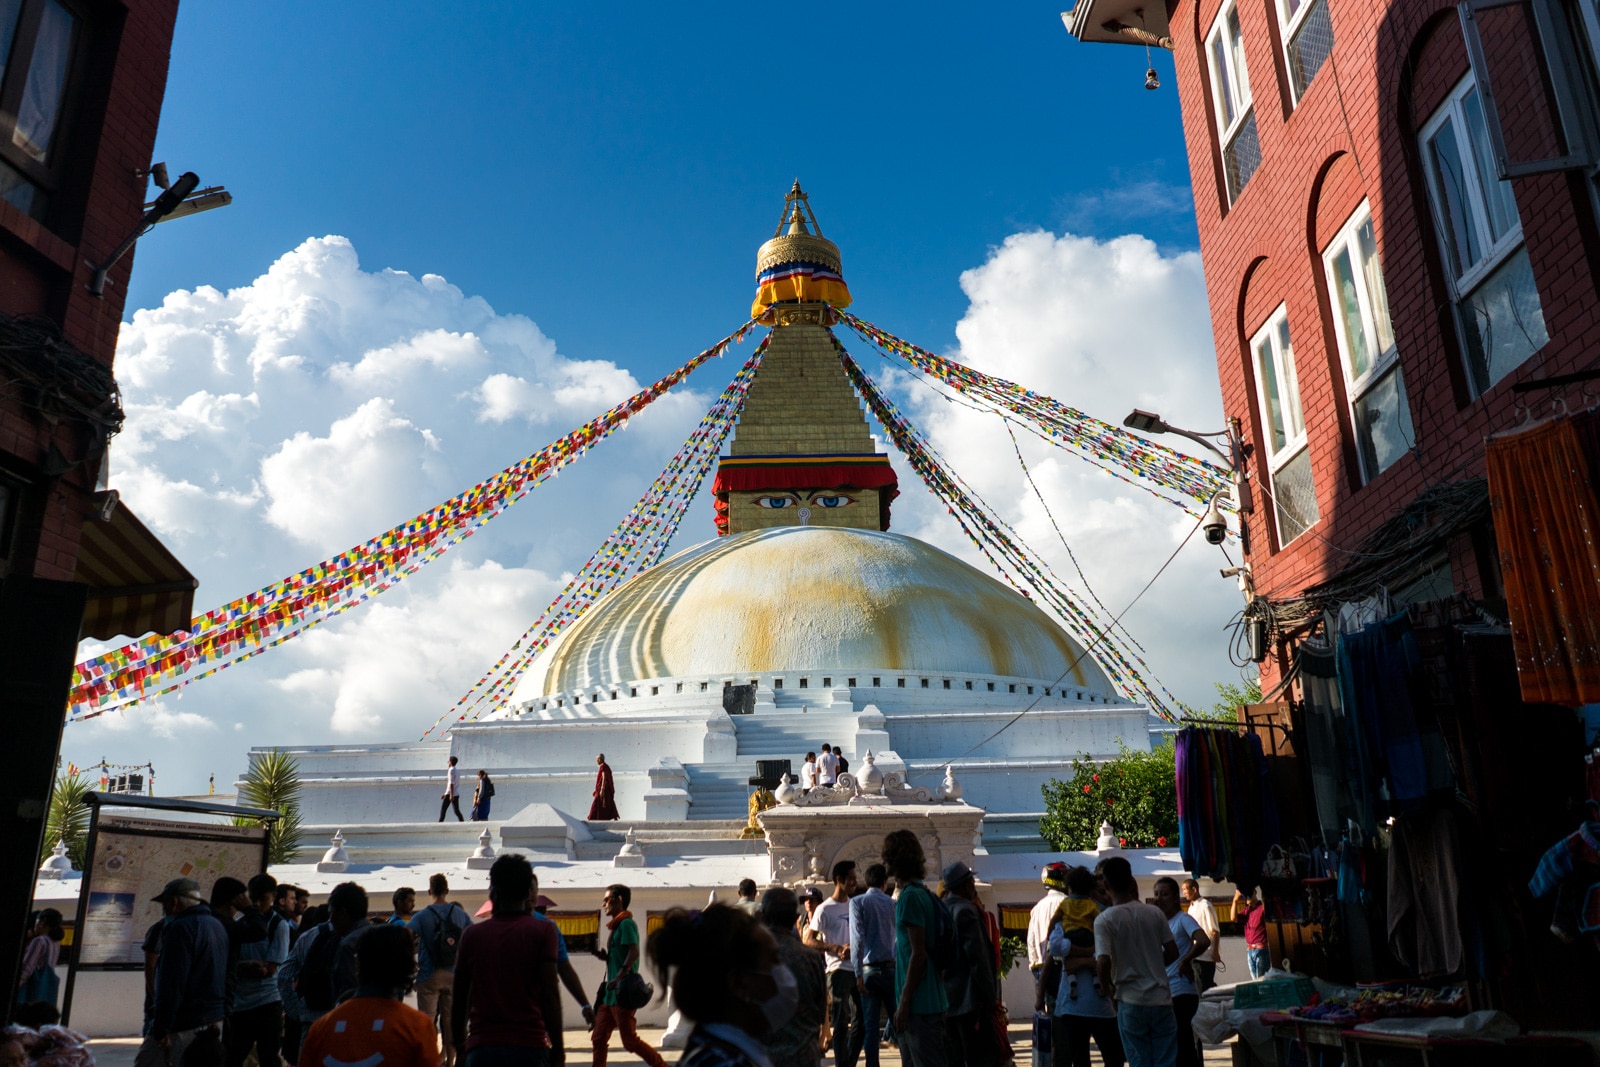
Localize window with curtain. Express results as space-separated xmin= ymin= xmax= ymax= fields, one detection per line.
xmin=0 ymin=0 xmax=81 ymax=226
xmin=1419 ymin=73 xmax=1549 ymax=395
xmin=1251 ymin=305 xmax=1318 ymax=546
xmin=1323 ymin=201 xmax=1415 ymax=482
xmin=1277 ymin=0 xmax=1334 ymax=103
xmin=1208 ymin=0 xmax=1261 ymax=204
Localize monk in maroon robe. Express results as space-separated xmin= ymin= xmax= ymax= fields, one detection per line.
xmin=588 ymin=753 xmax=619 ymax=820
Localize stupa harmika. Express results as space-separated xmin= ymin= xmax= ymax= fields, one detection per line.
xmin=249 ymin=184 xmax=1155 ymax=861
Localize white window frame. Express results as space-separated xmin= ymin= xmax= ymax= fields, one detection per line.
xmin=1250 ymin=305 xmax=1315 ymax=546
xmin=1418 ymin=73 xmax=1528 ymax=301
xmin=1276 ymin=0 xmax=1331 ymax=104
xmin=1207 ymin=0 xmax=1256 ymax=200
xmin=1322 ymin=201 xmax=1411 ymax=482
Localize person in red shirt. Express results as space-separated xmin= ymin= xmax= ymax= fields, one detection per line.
xmin=1233 ymin=888 xmax=1270 ymax=979
xmin=451 ymin=855 xmax=563 ymax=1067
xmin=298 ymin=924 xmax=438 ymax=1067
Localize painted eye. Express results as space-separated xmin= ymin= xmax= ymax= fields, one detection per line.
xmin=812 ymin=495 xmax=855 ymax=508
xmin=754 ymin=495 xmax=796 ymax=509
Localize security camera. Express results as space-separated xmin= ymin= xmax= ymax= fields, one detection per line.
xmin=1201 ymin=496 xmax=1228 ymax=545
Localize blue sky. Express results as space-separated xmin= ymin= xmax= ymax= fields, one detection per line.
xmin=68 ymin=4 xmax=1243 ymax=793
xmin=133 ymin=3 xmax=1194 ymax=373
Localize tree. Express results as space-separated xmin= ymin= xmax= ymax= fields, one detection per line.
xmin=1039 ymin=740 xmax=1178 ymax=851
xmin=42 ymin=770 xmax=92 ymax=869
xmin=1209 ymin=676 xmax=1263 ymax=719
xmin=234 ymin=749 xmax=305 ymax=866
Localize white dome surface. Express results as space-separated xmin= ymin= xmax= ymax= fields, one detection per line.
xmin=539 ymin=526 xmax=1113 ymax=695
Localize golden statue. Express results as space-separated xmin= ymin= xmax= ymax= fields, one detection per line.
xmin=742 ymin=787 xmax=776 ymax=839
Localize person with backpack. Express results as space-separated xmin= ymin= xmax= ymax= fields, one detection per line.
xmin=470 ymin=771 xmax=495 ymax=821
xmin=940 ymin=863 xmax=1001 ymax=1067
xmin=883 ymin=829 xmax=949 ymax=1067
xmin=411 ymin=874 xmax=471 ymax=1067
xmin=228 ymin=874 xmax=291 ymax=1067
xmin=451 ymin=855 xmax=562 ymax=1067
xmin=278 ymin=883 xmax=371 ymax=1035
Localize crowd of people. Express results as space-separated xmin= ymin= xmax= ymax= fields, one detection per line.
xmin=13 ymin=836 xmax=1236 ymax=1067
xmin=796 ymin=745 xmax=850 ymax=792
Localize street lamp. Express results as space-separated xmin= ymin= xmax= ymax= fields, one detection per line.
xmin=87 ymin=167 xmax=233 ymax=297
xmin=1123 ymin=408 xmax=1252 ymax=513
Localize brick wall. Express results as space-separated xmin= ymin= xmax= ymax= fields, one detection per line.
xmin=1170 ymin=0 xmax=1600 ymax=677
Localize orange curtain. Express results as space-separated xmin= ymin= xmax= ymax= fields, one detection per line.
xmin=1486 ymin=417 xmax=1600 ymax=705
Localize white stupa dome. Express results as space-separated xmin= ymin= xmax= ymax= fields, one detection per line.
xmin=538 ymin=526 xmax=1114 ymax=696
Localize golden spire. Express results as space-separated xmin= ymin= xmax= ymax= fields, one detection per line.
xmin=753 ymin=180 xmax=851 ymax=320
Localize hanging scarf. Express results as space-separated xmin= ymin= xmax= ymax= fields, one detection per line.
xmin=606 ymin=909 xmax=634 ymax=932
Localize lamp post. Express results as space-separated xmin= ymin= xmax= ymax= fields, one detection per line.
xmin=1123 ymin=408 xmax=1252 ymax=513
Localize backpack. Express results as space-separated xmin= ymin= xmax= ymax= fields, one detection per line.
xmin=913 ymin=883 xmax=959 ymax=974
xmin=294 ymin=922 xmax=341 ymax=1013
xmin=482 ymin=777 xmax=495 ymax=798
xmin=422 ymin=903 xmax=466 ymax=969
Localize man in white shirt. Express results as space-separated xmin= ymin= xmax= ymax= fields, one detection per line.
xmin=1181 ymin=880 xmax=1221 ymax=993
xmin=818 ymin=744 xmax=839 ymax=787
xmin=1155 ymin=878 xmax=1212 ymax=1067
xmin=1093 ymin=857 xmax=1177 ymax=1067
xmin=800 ymin=751 xmax=818 ymax=792
xmin=1028 ymin=863 xmax=1070 ymax=993
xmin=439 ymin=755 xmax=463 ymax=821
xmin=806 ymin=860 xmax=863 ymax=1067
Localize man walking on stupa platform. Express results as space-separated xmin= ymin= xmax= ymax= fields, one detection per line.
xmin=589 ymin=753 xmax=620 ymax=821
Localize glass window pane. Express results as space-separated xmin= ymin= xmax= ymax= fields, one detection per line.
xmin=0 ymin=154 xmax=39 ymax=217
xmin=1287 ymin=0 xmax=1334 ymax=99
xmin=1353 ymin=366 xmax=1415 ymax=478
xmin=0 ymin=0 xmax=24 ymax=88
xmin=1277 ymin=317 xmax=1305 ymax=437
xmin=1211 ymin=32 xmax=1237 ymax=127
xmin=1461 ymin=88 xmax=1519 ymax=244
xmin=1331 ymin=245 xmax=1372 ymax=379
xmin=1228 ymin=8 xmax=1251 ymax=106
xmin=1225 ymin=110 xmax=1262 ymax=201
xmin=1458 ymin=246 xmax=1549 ymax=393
xmin=1355 ymin=217 xmax=1395 ymax=355
xmin=1272 ymin=447 xmax=1319 ymax=545
xmin=1426 ymin=119 xmax=1481 ymax=277
xmin=14 ymin=0 xmax=77 ymax=164
xmin=1255 ymin=335 xmax=1286 ymax=453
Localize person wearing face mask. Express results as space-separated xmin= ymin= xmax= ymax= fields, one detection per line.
xmin=649 ymin=905 xmax=794 ymax=1067
xmin=758 ymin=887 xmax=826 ymax=1067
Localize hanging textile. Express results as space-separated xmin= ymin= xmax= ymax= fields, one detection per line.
xmin=1335 ymin=612 xmax=1431 ymax=825
xmin=1296 ymin=642 xmax=1356 ymax=843
xmin=1486 ymin=415 xmax=1600 ymax=705
xmin=1387 ymin=807 xmax=1466 ymax=978
xmin=1175 ymin=726 xmax=1279 ymax=886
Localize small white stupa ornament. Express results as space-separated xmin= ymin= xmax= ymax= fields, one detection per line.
xmin=774 ymin=773 xmax=800 ymax=806
xmin=614 ymin=827 xmax=645 ymax=867
xmin=466 ymin=828 xmax=497 ymax=870
xmin=936 ymin=764 xmax=963 ymax=802
xmin=1095 ymin=820 xmax=1121 ymax=853
xmin=317 ymin=829 xmax=350 ymax=873
xmin=38 ymin=839 xmax=72 ymax=880
xmin=858 ymin=751 xmax=885 ymax=796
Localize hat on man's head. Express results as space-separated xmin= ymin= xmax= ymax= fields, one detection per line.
xmin=1041 ymin=862 xmax=1070 ymax=892
xmin=942 ymin=861 xmax=975 ymax=888
xmin=153 ymin=877 xmax=201 ymax=904
xmin=799 ymin=885 xmax=824 ymax=904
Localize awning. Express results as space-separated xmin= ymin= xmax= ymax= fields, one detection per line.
xmin=74 ymin=501 xmax=197 ymax=640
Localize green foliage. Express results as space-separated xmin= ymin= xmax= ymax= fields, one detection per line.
xmin=1040 ymin=740 xmax=1178 ymax=851
xmin=42 ymin=771 xmax=92 ymax=869
xmin=234 ymin=749 xmax=305 ymax=866
xmin=1209 ymin=676 xmax=1263 ymax=719
xmin=998 ymin=935 xmax=1026 ymax=978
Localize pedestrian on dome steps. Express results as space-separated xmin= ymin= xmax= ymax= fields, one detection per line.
xmin=805 ymin=861 xmax=864 ymax=1067
xmin=883 ymin=829 xmax=948 ymax=1067
xmin=589 ymin=754 xmax=620 ymax=821
xmin=818 ymin=744 xmax=839 ymax=787
xmin=850 ymin=863 xmax=897 ymax=1067
xmin=135 ymin=878 xmax=228 ymax=1067
xmin=592 ymin=884 xmax=666 ymax=1067
xmin=759 ymin=887 xmax=826 ymax=1067
xmin=1180 ymin=882 xmax=1220 ymax=994
xmin=411 ymin=874 xmax=472 ymax=1067
xmin=452 ymin=855 xmax=562 ymax=1067
xmin=649 ymin=904 xmax=791 ymax=1067
xmin=440 ymin=757 xmax=464 ymax=822
xmin=279 ymin=883 xmax=371 ymax=1033
xmin=228 ymin=874 xmax=291 ymax=1067
xmin=1094 ymin=858 xmax=1177 ymax=1067
xmin=941 ymin=861 xmax=1001 ymax=1067
xmin=300 ymin=925 xmax=438 ymax=1067
xmin=1153 ymin=878 xmax=1210 ymax=1067
xmin=470 ymin=771 xmax=494 ymax=822
xmin=800 ymin=753 xmax=818 ymax=793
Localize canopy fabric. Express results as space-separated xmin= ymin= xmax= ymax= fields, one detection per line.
xmin=74 ymin=501 xmax=197 ymax=641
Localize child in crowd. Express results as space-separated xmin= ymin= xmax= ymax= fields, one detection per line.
xmin=1054 ymin=866 xmax=1103 ymax=998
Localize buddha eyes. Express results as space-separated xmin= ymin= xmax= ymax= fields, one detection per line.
xmin=752 ymin=494 xmax=856 ymax=509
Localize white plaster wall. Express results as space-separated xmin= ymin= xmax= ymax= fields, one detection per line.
xmin=449 ymin=716 xmax=712 ymax=773
xmin=292 ymin=769 xmax=650 ymax=825
xmin=883 ymin=707 xmax=1148 ymax=762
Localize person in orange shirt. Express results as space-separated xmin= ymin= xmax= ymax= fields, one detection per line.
xmin=298 ymin=925 xmax=439 ymax=1067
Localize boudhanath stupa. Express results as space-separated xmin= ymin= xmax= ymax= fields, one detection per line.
xmin=251 ymin=184 xmax=1156 ymax=861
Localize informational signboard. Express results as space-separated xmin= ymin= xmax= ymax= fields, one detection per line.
xmin=74 ymin=814 xmax=268 ymax=968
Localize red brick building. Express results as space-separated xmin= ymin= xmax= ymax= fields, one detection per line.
xmin=1068 ymin=0 xmax=1600 ymax=1021
xmin=0 ymin=0 xmax=193 ymax=1011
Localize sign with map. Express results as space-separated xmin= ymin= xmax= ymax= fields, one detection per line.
xmin=75 ymin=814 xmax=267 ymax=968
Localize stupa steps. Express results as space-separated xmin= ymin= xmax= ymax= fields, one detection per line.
xmin=684 ymin=764 xmax=762 ymax=820
xmin=731 ymin=714 xmax=858 ymax=762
